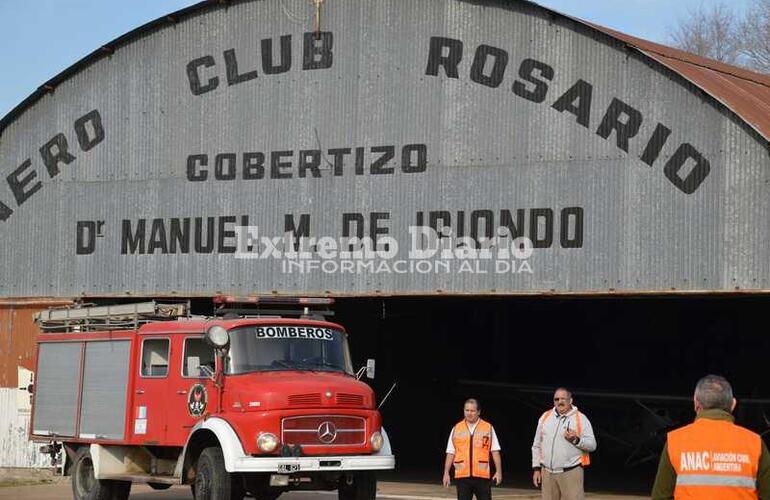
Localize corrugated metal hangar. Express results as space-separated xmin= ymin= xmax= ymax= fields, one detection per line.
xmin=1 ymin=0 xmax=769 ymax=490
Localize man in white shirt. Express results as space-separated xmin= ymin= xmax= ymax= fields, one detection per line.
xmin=443 ymin=398 xmax=502 ymax=500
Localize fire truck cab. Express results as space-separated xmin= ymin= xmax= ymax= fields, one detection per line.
xmin=30 ymin=298 xmax=394 ymax=500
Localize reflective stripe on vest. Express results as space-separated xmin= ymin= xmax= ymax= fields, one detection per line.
xmin=676 ymin=474 xmax=756 ymax=488
xmin=667 ymin=418 xmax=760 ymax=500
xmin=541 ymin=410 xmax=591 ymax=467
xmin=452 ymin=419 xmax=493 ymax=479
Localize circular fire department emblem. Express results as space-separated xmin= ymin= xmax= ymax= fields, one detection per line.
xmin=187 ymin=384 xmax=208 ymax=418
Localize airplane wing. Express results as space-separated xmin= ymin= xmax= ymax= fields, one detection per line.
xmin=458 ymin=379 xmax=770 ymax=405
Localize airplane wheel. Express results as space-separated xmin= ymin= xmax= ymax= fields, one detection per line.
xmin=338 ymin=472 xmax=376 ymax=500
xmin=243 ymin=472 xmax=283 ymax=500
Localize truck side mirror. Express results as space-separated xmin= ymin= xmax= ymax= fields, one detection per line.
xmin=366 ymin=359 xmax=375 ymax=379
xmin=199 ymin=365 xmax=215 ymax=380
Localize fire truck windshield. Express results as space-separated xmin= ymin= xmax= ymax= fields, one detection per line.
xmin=225 ymin=325 xmax=354 ymax=375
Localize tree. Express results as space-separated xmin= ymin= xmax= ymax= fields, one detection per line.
xmin=740 ymin=0 xmax=770 ymax=73
xmin=667 ymin=3 xmax=743 ymax=65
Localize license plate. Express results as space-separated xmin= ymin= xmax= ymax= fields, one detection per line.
xmin=277 ymin=464 xmax=300 ymax=473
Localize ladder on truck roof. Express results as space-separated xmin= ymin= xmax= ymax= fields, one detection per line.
xmin=35 ymin=301 xmax=190 ymax=333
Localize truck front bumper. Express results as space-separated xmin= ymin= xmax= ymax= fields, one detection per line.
xmin=231 ymin=454 xmax=395 ymax=473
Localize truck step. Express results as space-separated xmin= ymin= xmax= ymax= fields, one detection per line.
xmin=99 ymin=473 xmax=180 ymax=485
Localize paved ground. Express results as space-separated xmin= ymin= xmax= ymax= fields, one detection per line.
xmin=0 ymin=480 xmax=647 ymax=499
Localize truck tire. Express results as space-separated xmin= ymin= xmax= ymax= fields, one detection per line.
xmin=192 ymin=447 xmax=244 ymax=500
xmin=71 ymin=447 xmax=131 ymax=500
xmin=338 ymin=472 xmax=376 ymax=500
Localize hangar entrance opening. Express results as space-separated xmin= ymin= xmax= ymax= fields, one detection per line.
xmin=334 ymin=295 xmax=770 ymax=492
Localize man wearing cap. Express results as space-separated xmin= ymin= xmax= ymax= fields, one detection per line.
xmin=652 ymin=374 xmax=770 ymax=499
xmin=443 ymin=398 xmax=502 ymax=500
xmin=531 ymin=387 xmax=596 ymax=500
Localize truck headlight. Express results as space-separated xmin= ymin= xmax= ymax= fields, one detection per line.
xmin=370 ymin=431 xmax=384 ymax=451
xmin=257 ymin=432 xmax=279 ymax=453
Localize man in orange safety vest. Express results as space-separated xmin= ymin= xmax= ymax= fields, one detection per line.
xmin=652 ymin=374 xmax=770 ymax=499
xmin=443 ymin=398 xmax=502 ymax=500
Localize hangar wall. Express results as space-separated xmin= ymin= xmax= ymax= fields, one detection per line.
xmin=0 ymin=300 xmax=70 ymax=467
xmin=1 ymin=0 xmax=768 ymax=297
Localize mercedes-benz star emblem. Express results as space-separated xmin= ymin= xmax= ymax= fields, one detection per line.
xmin=317 ymin=421 xmax=338 ymax=444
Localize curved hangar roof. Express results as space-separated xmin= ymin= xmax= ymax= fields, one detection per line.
xmin=3 ymin=1 xmax=770 ymax=142
xmin=1 ymin=0 xmax=769 ymax=297
xmin=586 ymin=23 xmax=770 ymax=144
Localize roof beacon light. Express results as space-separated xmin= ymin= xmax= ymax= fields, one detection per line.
xmin=213 ymin=295 xmax=334 ymax=306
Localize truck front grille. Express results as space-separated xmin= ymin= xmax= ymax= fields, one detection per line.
xmin=282 ymin=415 xmax=366 ymax=446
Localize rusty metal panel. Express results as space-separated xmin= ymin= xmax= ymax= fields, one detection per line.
xmin=0 ymin=0 xmax=769 ymax=297
xmin=586 ymin=22 xmax=770 ymax=141
xmin=0 ymin=301 xmax=71 ymax=389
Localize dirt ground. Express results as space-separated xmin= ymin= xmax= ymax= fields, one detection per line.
xmin=0 ymin=478 xmax=648 ymax=500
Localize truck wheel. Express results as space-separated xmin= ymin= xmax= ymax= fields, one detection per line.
xmin=71 ymin=447 xmax=131 ymax=500
xmin=338 ymin=472 xmax=376 ymax=500
xmin=193 ymin=447 xmax=244 ymax=500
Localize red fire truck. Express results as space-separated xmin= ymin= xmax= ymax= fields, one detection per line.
xmin=29 ymin=297 xmax=394 ymax=500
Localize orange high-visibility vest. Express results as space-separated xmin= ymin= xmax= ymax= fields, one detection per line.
xmin=541 ymin=410 xmax=591 ymax=466
xmin=451 ymin=419 xmax=493 ymax=479
xmin=667 ymin=418 xmax=761 ymax=499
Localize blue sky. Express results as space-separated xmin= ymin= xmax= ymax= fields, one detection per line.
xmin=0 ymin=0 xmax=751 ymax=118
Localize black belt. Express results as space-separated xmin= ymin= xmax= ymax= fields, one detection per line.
xmin=541 ymin=464 xmax=582 ymax=473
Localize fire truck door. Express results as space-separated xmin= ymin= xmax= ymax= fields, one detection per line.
xmin=134 ymin=337 xmax=171 ymax=444
xmin=166 ymin=335 xmax=218 ymax=444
